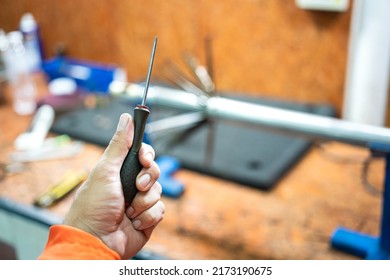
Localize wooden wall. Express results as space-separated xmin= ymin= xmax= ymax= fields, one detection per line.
xmin=0 ymin=0 xmax=362 ymax=120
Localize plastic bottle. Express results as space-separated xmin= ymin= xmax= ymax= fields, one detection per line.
xmin=0 ymin=29 xmax=7 ymax=80
xmin=0 ymin=29 xmax=7 ymax=103
xmin=4 ymin=31 xmax=37 ymax=115
xmin=19 ymin=13 xmax=43 ymax=72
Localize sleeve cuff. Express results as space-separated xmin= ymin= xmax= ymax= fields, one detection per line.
xmin=38 ymin=225 xmax=121 ymax=260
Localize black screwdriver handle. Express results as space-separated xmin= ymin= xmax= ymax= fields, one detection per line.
xmin=120 ymin=105 xmax=150 ymax=206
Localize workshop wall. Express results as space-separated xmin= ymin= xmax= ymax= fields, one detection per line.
xmin=1 ymin=0 xmax=379 ymax=123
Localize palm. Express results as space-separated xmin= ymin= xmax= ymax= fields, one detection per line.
xmin=66 ymin=167 xmax=149 ymax=259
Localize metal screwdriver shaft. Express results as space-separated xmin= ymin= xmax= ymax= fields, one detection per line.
xmin=141 ymin=37 xmax=157 ymax=106
xmin=120 ymin=36 xmax=158 ymax=206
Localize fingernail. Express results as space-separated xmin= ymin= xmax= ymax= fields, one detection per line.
xmin=127 ymin=207 xmax=134 ymax=217
xmin=137 ymin=173 xmax=151 ymax=190
xmin=132 ymin=219 xmax=142 ymax=229
xmin=117 ymin=114 xmax=129 ymax=131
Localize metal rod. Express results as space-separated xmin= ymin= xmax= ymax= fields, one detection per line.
xmin=205 ymin=35 xmax=215 ymax=87
xmin=206 ymin=97 xmax=390 ymax=147
xmin=160 ymin=61 xmax=210 ymax=99
xmin=142 ymin=36 xmax=158 ymax=106
xmin=183 ymin=53 xmax=215 ymax=95
xmin=146 ymin=111 xmax=205 ymax=135
xmin=124 ymin=83 xmax=207 ymax=110
xmin=116 ymin=83 xmax=390 ymax=147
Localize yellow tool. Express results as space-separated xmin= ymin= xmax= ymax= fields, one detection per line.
xmin=34 ymin=169 xmax=88 ymax=208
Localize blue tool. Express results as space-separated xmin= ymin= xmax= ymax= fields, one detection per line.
xmin=156 ymin=155 xmax=185 ymax=198
xmin=331 ymin=142 xmax=390 ymax=259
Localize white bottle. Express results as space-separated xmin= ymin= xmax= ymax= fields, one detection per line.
xmin=19 ymin=13 xmax=43 ymax=72
xmin=0 ymin=29 xmax=7 ymax=81
xmin=0 ymin=29 xmax=7 ymax=103
xmin=4 ymin=31 xmax=37 ymax=115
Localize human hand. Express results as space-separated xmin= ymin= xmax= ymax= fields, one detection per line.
xmin=64 ymin=113 xmax=165 ymax=259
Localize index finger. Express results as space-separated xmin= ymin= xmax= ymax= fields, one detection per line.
xmin=138 ymin=143 xmax=155 ymax=168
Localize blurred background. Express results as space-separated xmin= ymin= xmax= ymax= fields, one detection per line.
xmin=1 ymin=0 xmax=390 ymax=261
xmin=0 ymin=0 xmax=366 ymax=122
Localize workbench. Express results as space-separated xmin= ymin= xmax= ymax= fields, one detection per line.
xmin=0 ymin=77 xmax=385 ymax=260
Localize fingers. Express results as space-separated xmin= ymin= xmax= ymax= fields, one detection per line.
xmin=126 ymin=181 xmax=164 ymax=230
xmin=136 ymin=161 xmax=160 ymax=192
xmin=127 ymin=181 xmax=162 ymax=217
xmin=131 ymin=200 xmax=165 ymax=231
xmin=138 ymin=143 xmax=155 ymax=168
xmin=136 ymin=143 xmax=160 ymax=191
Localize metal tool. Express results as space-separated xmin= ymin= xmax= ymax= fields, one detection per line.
xmin=183 ymin=53 xmax=215 ymax=95
xmin=204 ymin=35 xmax=215 ymax=90
xmin=160 ymin=60 xmax=209 ymax=99
xmin=120 ymin=36 xmax=157 ymax=206
xmin=146 ymin=111 xmax=205 ymax=137
xmin=161 ymin=50 xmax=217 ymax=167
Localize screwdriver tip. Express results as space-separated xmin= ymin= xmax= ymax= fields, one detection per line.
xmin=141 ymin=36 xmax=158 ymax=106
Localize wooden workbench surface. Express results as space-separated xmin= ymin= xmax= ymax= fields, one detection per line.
xmin=0 ymin=80 xmax=385 ymax=260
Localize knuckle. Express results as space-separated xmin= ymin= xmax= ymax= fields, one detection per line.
xmin=139 ymin=201 xmax=165 ymax=226
xmin=134 ymin=196 xmax=149 ymax=212
xmin=147 ymin=202 xmax=165 ymax=224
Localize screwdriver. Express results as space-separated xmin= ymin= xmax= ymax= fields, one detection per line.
xmin=120 ymin=36 xmax=158 ymax=206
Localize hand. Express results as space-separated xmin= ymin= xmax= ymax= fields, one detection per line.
xmin=64 ymin=113 xmax=165 ymax=259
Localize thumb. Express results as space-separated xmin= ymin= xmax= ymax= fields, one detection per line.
xmin=101 ymin=113 xmax=134 ymax=165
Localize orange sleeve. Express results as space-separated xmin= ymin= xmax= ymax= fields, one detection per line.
xmin=38 ymin=225 xmax=121 ymax=260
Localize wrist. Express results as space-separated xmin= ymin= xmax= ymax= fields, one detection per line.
xmin=64 ymin=213 xmax=98 ymax=239
xmin=64 ymin=214 xmax=126 ymax=258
